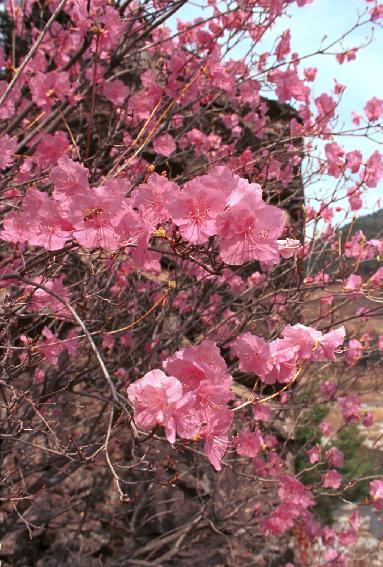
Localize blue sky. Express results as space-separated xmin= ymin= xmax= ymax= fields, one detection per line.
xmin=168 ymin=0 xmax=383 ymax=224
xmin=261 ymin=0 xmax=383 ymax=220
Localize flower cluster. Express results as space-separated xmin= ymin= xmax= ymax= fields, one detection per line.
xmin=128 ymin=340 xmax=233 ymax=470
xmin=2 ymin=162 xmax=288 ymax=267
xmin=231 ymin=323 xmax=346 ymax=384
xmin=128 ymin=323 xmax=346 ymax=470
xmin=0 ymin=0 xmax=382 ymax=562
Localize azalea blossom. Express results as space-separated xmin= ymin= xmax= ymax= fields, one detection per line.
xmin=322 ymin=470 xmax=342 ymax=489
xmin=216 ymin=193 xmax=284 ymax=265
xmin=325 ymin=447 xmax=344 ymax=469
xmin=236 ymin=429 xmax=263 ymax=458
xmin=0 ymin=134 xmax=17 ymax=170
xmin=200 ymin=408 xmax=233 ymax=471
xmin=167 ymin=177 xmax=223 ymax=244
xmin=127 ymin=369 xmax=185 ymax=441
xmin=131 ymin=173 xmax=179 ymax=226
xmin=231 ymin=333 xmax=271 ymax=376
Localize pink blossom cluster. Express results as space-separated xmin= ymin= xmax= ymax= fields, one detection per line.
xmin=370 ymin=479 xmax=383 ymax=510
xmin=261 ymin=475 xmax=315 ymax=535
xmin=231 ymin=323 xmax=346 ymax=384
xmin=1 ymin=161 xmax=289 ymax=267
xmin=128 ymin=340 xmax=234 ymax=470
xmin=128 ymin=323 xmax=346 ymax=470
xmin=0 ymin=0 xmax=382 ymax=560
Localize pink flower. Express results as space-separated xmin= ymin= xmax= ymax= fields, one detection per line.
xmin=263 ymin=339 xmax=299 ymax=384
xmin=62 ymin=183 xmax=144 ymax=252
xmin=167 ymin=177 xmax=223 ymax=244
xmin=262 ymin=474 xmax=315 ymax=535
xmin=65 ymin=187 xmax=122 ymax=250
xmin=231 ymin=333 xmax=271 ymax=376
xmin=102 ymin=79 xmax=129 ymax=106
xmin=326 ymin=447 xmax=344 ymax=468
xmin=277 ymin=238 xmax=301 ymax=258
xmin=364 ymin=97 xmax=383 ymax=122
xmin=34 ymin=368 xmax=45 ymax=384
xmin=13 ymin=189 xmax=74 ymax=250
xmin=34 ymin=131 xmax=69 ymax=169
xmin=364 ymin=150 xmax=383 ymax=188
xmin=363 ymin=412 xmax=374 ymax=427
xmin=347 ymin=187 xmax=363 ymax=210
xmin=304 ymin=67 xmax=317 ymax=81
xmin=370 ymin=266 xmax=383 ymax=287
xmin=322 ymin=470 xmax=342 ymax=489
xmin=278 ymin=475 xmax=314 ymax=508
xmin=339 ymin=528 xmax=357 ymax=547
xmin=163 ymin=341 xmax=233 ymax=424
xmin=164 ymin=340 xmax=228 ymax=387
xmin=319 ymin=420 xmax=333 ymax=436
xmin=65 ymin=330 xmax=79 ymax=358
xmin=236 ymin=429 xmax=263 ymax=458
xmin=153 ymin=133 xmax=176 ymax=157
xmin=131 ymin=173 xmax=179 ymax=226
xmin=338 ymin=394 xmax=360 ymax=423
xmin=336 ymin=48 xmax=357 ymax=64
xmin=370 ymin=4 xmax=383 ymax=20
xmin=27 ymin=275 xmax=71 ymax=318
xmin=1 ymin=210 xmax=30 ymax=244
xmin=344 ymin=274 xmax=362 ymax=292
xmin=307 ymin=444 xmax=321 ymax=464
xmin=318 ymin=327 xmax=346 ymax=361
xmin=223 ymin=175 xmax=262 ymax=209
xmin=163 ymin=392 xmax=200 ymax=444
xmin=349 ymin=509 xmax=360 ymax=531
xmin=319 ymin=203 xmax=333 ymax=223
xmin=324 ymin=549 xmax=342 ymax=563
xmin=216 ymin=193 xmax=284 ymax=266
xmin=0 ymin=134 xmax=17 ymax=170
xmin=50 ymin=156 xmax=90 ymax=202
xmin=201 ymin=408 xmax=233 ymax=471
xmin=184 ymin=128 xmax=211 ymax=152
xmin=127 ymin=369 xmax=183 ymax=438
xmin=325 ymin=142 xmax=345 ymax=178
xmin=102 ymin=334 xmax=115 ymax=350
xmin=275 ymin=29 xmax=291 ymax=61
xmin=315 ymin=93 xmax=336 ymax=128
xmin=268 ymin=68 xmax=309 ymax=103
xmin=0 ymin=80 xmax=19 ymax=119
xmin=39 ymin=327 xmax=65 ymax=366
xmin=164 ymin=352 xmax=208 ymax=391
xmin=282 ymin=323 xmax=321 ymax=360
xmin=352 ymin=111 xmax=361 ymax=126
xmin=114 ymin=205 xmax=148 ymax=250
xmin=240 ymin=80 xmax=261 ymax=104
xmin=194 ymin=377 xmax=234 ymax=422
xmin=346 ymin=338 xmax=363 ymax=366
xmin=252 ymin=404 xmax=271 ymax=423
xmin=370 ymin=479 xmax=383 ymax=500
xmin=261 ymin=502 xmax=300 ymax=535
xmin=345 ymin=150 xmax=362 ymax=173
xmin=29 ymin=70 xmax=71 ymax=110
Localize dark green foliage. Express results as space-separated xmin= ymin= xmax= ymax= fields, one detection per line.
xmin=294 ymin=407 xmax=380 ymax=523
xmin=342 ymin=208 xmax=383 ymax=241
xmin=335 ymin=425 xmax=380 ymax=502
xmin=305 ymin=208 xmax=383 ymax=277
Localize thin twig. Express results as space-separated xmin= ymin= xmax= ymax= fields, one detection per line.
xmin=2 ymin=273 xmax=138 ymax=440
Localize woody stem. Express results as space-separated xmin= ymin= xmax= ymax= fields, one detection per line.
xmin=85 ymin=31 xmax=101 ymax=162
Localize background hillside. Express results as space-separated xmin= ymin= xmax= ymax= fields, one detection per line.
xmin=307 ymin=208 xmax=383 ymax=277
